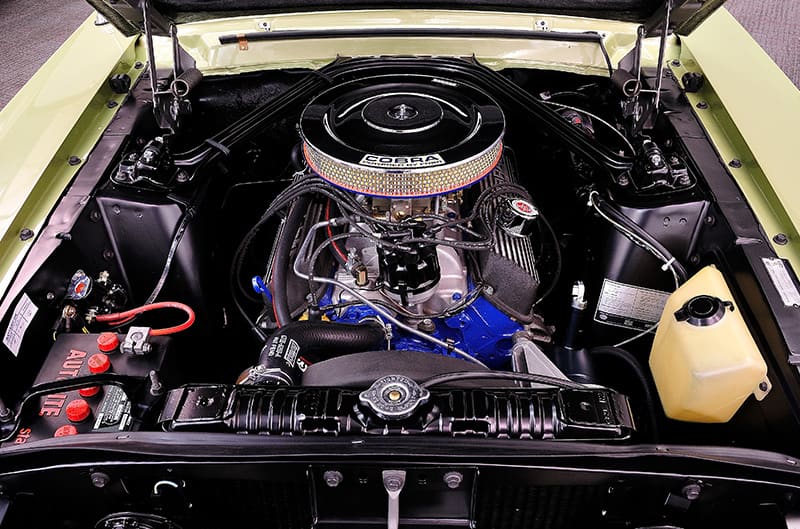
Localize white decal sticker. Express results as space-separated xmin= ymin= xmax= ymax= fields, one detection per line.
xmin=3 ymin=293 xmax=39 ymax=357
xmin=284 ymin=338 xmax=300 ymax=367
xmin=359 ymin=153 xmax=445 ymax=169
xmin=594 ymin=279 xmax=670 ymax=331
xmin=763 ymin=258 xmax=800 ymax=307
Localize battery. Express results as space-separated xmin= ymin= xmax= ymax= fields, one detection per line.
xmin=9 ymin=333 xmax=170 ymax=445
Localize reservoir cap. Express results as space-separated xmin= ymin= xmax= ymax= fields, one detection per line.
xmin=674 ymin=295 xmax=732 ymax=327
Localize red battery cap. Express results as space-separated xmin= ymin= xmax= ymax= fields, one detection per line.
xmin=96 ymin=332 xmax=120 ymax=352
xmin=66 ymin=399 xmax=91 ymax=423
xmin=78 ymin=386 xmax=100 ymax=398
xmin=88 ymin=353 xmax=111 ymax=374
xmin=54 ymin=425 xmax=78 ymax=437
xmin=80 ymin=354 xmax=111 ymax=398
xmin=81 ymin=353 xmax=111 ymax=397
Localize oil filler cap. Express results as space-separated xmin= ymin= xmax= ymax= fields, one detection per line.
xmin=66 ymin=399 xmax=91 ymax=423
xmin=674 ymin=295 xmax=733 ymax=327
xmin=498 ymin=198 xmax=538 ymax=238
xmin=359 ymin=374 xmax=430 ymax=421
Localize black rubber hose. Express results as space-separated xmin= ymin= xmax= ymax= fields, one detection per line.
xmin=593 ymin=194 xmax=688 ymax=282
xmin=258 ymin=320 xmax=386 ymax=364
xmin=248 ymin=321 xmax=386 ymax=385
xmin=271 ymin=196 xmax=311 ymax=327
xmin=174 ymin=57 xmax=633 ymax=175
xmin=420 ymin=371 xmax=585 ymax=390
xmin=589 ymin=346 xmax=660 ymax=441
xmin=290 ymin=142 xmax=305 ymax=171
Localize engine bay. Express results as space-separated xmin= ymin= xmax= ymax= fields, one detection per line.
xmin=0 ymin=56 xmax=796 ymax=456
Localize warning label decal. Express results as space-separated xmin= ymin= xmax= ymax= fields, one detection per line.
xmin=763 ymin=258 xmax=800 ymax=307
xmin=594 ymin=279 xmax=670 ymax=331
xmin=3 ymin=293 xmax=38 ymax=357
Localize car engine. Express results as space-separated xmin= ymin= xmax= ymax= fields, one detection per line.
xmin=243 ymin=73 xmax=545 ymax=374
xmin=0 ymin=57 xmax=786 ymax=456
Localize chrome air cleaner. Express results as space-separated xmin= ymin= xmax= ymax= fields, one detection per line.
xmin=300 ymin=75 xmax=505 ymax=198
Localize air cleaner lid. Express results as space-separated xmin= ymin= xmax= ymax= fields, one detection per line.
xmin=300 ymin=75 xmax=505 ymax=198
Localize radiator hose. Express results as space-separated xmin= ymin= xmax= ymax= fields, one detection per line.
xmin=271 ymin=195 xmax=312 ymax=327
xmin=237 ymin=321 xmax=386 ymax=386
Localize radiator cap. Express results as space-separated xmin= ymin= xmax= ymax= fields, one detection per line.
xmin=359 ymin=374 xmax=430 ymax=421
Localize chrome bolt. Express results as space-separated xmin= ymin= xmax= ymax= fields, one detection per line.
xmin=90 ymin=471 xmax=111 ymax=488
xmin=418 ymin=319 xmax=435 ymax=333
xmin=384 ymin=474 xmax=404 ymax=492
xmin=649 ymin=153 xmax=664 ymax=167
xmin=682 ymin=483 xmax=701 ymax=501
xmin=149 ymin=370 xmax=163 ymax=396
xmin=323 ymin=470 xmax=343 ymax=488
xmin=773 ymin=233 xmax=789 ymax=245
xmin=443 ymin=471 xmax=463 ymax=489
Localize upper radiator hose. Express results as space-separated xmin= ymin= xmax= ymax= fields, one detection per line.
xmin=237 ymin=321 xmax=386 ymax=386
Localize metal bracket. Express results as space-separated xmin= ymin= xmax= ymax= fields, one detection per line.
xmin=142 ymin=1 xmax=201 ymax=134
xmin=647 ymin=0 xmax=673 ymax=112
xmin=382 ymin=470 xmax=406 ymax=529
xmin=639 ymin=0 xmax=672 ymax=130
xmin=612 ymin=25 xmax=644 ymax=99
xmin=0 ymin=373 xmax=141 ymax=443
xmin=613 ymin=0 xmax=673 ymax=135
xmin=122 ymin=326 xmax=153 ymax=355
xmin=0 ymin=495 xmax=10 ymax=526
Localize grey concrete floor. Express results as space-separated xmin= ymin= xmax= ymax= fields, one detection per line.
xmin=0 ymin=0 xmax=798 ymax=110
xmin=726 ymin=0 xmax=800 ymax=86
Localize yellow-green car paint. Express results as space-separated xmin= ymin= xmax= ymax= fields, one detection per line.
xmin=0 ymin=7 xmax=798 ymax=306
xmin=0 ymin=17 xmax=144 ymax=297
xmin=176 ymin=10 xmax=641 ymax=76
xmin=677 ymin=8 xmax=800 ymax=265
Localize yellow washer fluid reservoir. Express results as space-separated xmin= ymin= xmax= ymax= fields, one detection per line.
xmin=649 ymin=266 xmax=771 ymax=423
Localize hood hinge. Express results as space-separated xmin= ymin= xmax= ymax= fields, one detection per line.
xmin=614 ymin=0 xmax=672 ymax=135
xmin=142 ymin=0 xmax=202 ymax=134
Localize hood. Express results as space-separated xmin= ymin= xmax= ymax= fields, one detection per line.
xmin=88 ymin=0 xmax=726 ymax=37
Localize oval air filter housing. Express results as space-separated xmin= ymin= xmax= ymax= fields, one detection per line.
xmin=300 ymin=75 xmax=505 ymax=198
